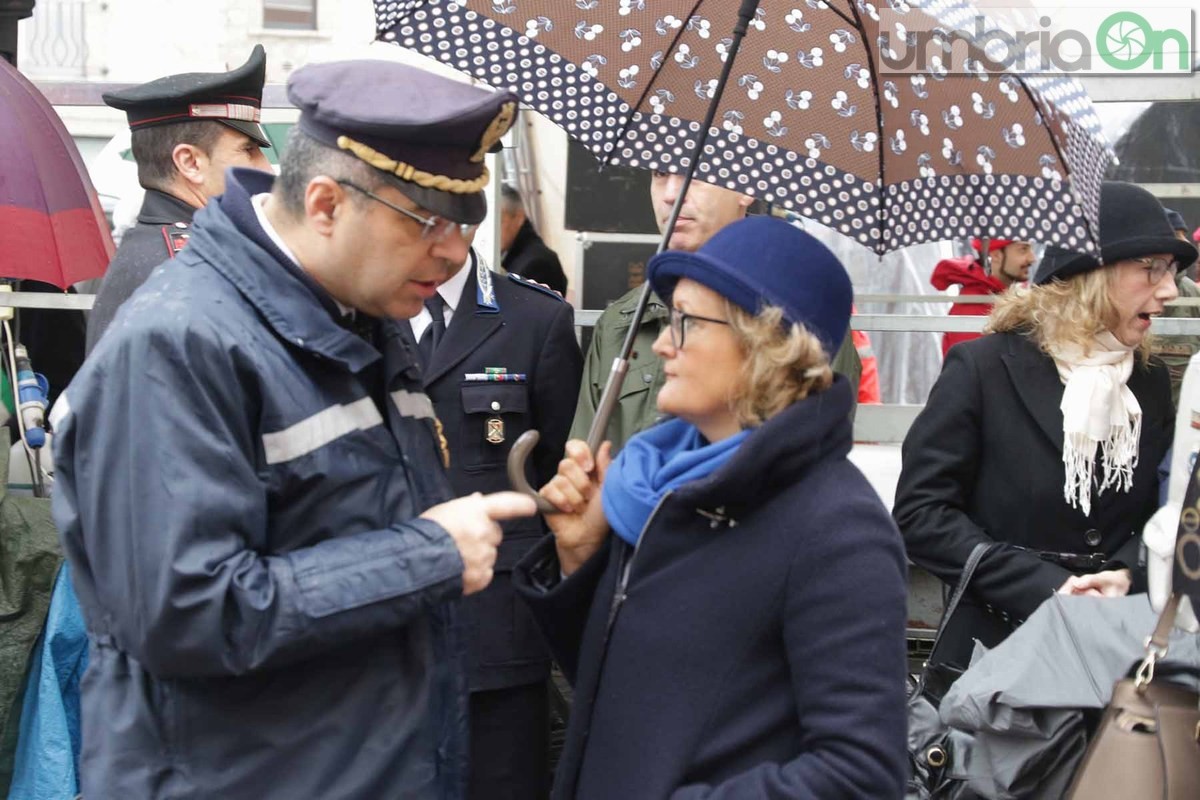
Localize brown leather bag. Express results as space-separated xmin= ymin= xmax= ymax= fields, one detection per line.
xmin=1066 ymin=595 xmax=1200 ymax=799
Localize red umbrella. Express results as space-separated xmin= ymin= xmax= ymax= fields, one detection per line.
xmin=0 ymin=57 xmax=114 ymax=288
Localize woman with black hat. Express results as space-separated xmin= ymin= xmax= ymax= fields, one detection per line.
xmin=513 ymin=216 xmax=909 ymax=799
xmin=895 ymin=181 xmax=1197 ymax=671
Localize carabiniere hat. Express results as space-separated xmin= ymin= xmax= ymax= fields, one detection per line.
xmin=286 ymin=60 xmax=518 ymax=226
xmin=647 ymin=216 xmax=853 ymax=356
xmin=1034 ymin=182 xmax=1198 ymax=285
xmin=102 ymin=45 xmax=271 ymax=148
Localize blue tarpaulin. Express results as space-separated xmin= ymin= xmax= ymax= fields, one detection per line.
xmin=9 ymin=561 xmax=87 ymax=800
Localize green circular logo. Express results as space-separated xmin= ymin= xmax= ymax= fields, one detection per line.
xmin=1097 ymin=11 xmax=1154 ymax=70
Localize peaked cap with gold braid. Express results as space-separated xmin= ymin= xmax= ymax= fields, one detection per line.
xmin=286 ymin=59 xmax=518 ymax=225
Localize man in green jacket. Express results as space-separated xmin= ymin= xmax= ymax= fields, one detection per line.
xmin=571 ymin=172 xmax=861 ymax=449
xmin=1157 ymin=208 xmax=1200 ymax=406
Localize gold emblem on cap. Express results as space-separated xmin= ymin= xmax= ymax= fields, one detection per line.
xmin=470 ymin=101 xmax=517 ymax=164
xmin=336 ymin=136 xmax=490 ymax=195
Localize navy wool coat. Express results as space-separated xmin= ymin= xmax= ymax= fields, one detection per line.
xmin=514 ymin=377 xmax=909 ymax=800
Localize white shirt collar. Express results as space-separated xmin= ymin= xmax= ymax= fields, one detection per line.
xmin=437 ymin=250 xmax=473 ymax=312
xmin=251 ymin=193 xmax=353 ymax=318
xmin=409 ymin=249 xmax=476 ymax=340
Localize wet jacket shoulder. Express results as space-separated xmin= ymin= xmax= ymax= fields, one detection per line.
xmin=53 ymin=172 xmax=469 ymax=800
xmin=570 ymin=285 xmax=669 ymax=449
xmin=86 ymin=189 xmax=196 ymax=354
xmin=572 ymin=286 xmax=861 ymax=451
xmin=930 ymin=255 xmax=1005 ymax=298
xmin=930 ymin=256 xmax=1005 ymax=356
xmin=503 ymin=220 xmax=568 ymax=296
xmin=894 ymin=331 xmax=1172 ymax=665
xmin=517 ymin=378 xmax=908 ymax=800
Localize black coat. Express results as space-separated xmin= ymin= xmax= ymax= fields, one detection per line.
xmin=502 ymin=220 xmax=567 ymax=296
xmin=86 ymin=190 xmax=196 ymax=354
xmin=418 ymin=253 xmax=581 ymax=691
xmin=893 ymin=332 xmax=1173 ymax=666
xmin=514 ymin=378 xmax=909 ymax=800
xmin=14 ymin=280 xmax=85 ymax=409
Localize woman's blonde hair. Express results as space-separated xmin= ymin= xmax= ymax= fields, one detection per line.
xmin=723 ymin=300 xmax=834 ymax=427
xmin=986 ymin=266 xmax=1152 ymax=359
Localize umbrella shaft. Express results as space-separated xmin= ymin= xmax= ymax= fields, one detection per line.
xmin=585 ymin=0 xmax=763 ymax=454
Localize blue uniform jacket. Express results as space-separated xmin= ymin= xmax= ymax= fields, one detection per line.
xmin=51 ymin=170 xmax=468 ymax=799
xmin=416 ymin=253 xmax=581 ymax=692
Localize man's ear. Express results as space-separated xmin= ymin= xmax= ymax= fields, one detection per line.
xmin=304 ymin=176 xmax=345 ymax=237
xmin=737 ymin=192 xmax=754 ymax=210
xmin=171 ymin=143 xmax=208 ymax=188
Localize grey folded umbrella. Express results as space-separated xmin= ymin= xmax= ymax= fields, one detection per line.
xmin=938 ymin=593 xmax=1200 ymax=800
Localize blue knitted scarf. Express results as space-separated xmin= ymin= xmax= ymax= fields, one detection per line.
xmin=601 ymin=418 xmax=751 ymax=546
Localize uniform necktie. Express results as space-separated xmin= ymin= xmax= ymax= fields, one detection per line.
xmin=418 ymin=293 xmax=447 ymax=367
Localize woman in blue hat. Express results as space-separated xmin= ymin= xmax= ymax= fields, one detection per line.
xmin=895 ymin=181 xmax=1196 ymax=672
xmin=514 ymin=216 xmax=908 ymax=799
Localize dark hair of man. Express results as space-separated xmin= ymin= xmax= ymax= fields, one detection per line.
xmin=500 ymin=182 xmax=524 ymax=216
xmin=130 ymin=120 xmax=225 ymax=191
xmin=274 ymin=127 xmax=386 ymax=219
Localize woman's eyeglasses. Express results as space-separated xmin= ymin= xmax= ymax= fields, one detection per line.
xmin=336 ymin=180 xmax=476 ymax=242
xmin=1131 ymin=256 xmax=1178 ymax=286
xmin=668 ymin=307 xmax=730 ymax=349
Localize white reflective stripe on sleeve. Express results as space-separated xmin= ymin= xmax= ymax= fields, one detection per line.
xmin=262 ymin=396 xmax=383 ymax=465
xmin=390 ymin=390 xmax=436 ymax=420
xmin=48 ymin=391 xmax=71 ymax=430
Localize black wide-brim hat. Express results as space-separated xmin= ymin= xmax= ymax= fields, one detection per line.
xmin=1034 ymin=182 xmax=1198 ymax=284
xmin=287 ymin=60 xmax=518 ymax=225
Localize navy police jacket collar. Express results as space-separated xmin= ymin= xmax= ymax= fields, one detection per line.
xmin=186 ymin=168 xmax=386 ymax=373
xmin=137 ymin=188 xmax=198 ymax=226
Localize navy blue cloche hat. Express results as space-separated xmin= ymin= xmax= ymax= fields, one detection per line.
xmin=286 ymin=60 xmax=518 ymax=225
xmin=647 ymin=216 xmax=853 ymax=356
xmin=1034 ymin=182 xmax=1198 ymax=285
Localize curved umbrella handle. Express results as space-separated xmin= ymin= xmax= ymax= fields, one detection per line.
xmin=506 ymin=357 xmax=629 ymax=514
xmin=506 ymin=429 xmax=558 ymax=514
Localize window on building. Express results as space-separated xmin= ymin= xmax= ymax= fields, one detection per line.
xmin=263 ymin=0 xmax=317 ymax=30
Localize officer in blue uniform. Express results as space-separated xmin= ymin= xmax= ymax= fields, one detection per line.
xmin=411 ymin=243 xmax=581 ymax=800
xmin=52 ymin=60 xmax=536 ymax=799
xmin=86 ymin=45 xmax=272 ymax=353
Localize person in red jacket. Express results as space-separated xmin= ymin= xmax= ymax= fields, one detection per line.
xmin=931 ymin=237 xmax=1035 ymax=357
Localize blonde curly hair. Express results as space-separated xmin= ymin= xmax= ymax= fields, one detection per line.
xmin=723 ymin=300 xmax=834 ymax=428
xmin=986 ymin=266 xmax=1153 ymax=360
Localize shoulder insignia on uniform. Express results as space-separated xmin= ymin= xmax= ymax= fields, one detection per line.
xmin=508 ymin=272 xmax=566 ymax=302
xmin=475 ymin=251 xmax=499 ymax=314
xmin=160 ymin=225 xmax=191 ymax=258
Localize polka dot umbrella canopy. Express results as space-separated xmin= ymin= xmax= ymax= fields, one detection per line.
xmin=376 ymin=0 xmax=1112 ymax=257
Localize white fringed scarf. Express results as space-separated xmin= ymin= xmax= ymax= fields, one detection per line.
xmin=1050 ymin=332 xmax=1142 ymax=517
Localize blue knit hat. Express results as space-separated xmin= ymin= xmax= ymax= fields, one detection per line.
xmin=647 ymin=216 xmax=852 ymax=356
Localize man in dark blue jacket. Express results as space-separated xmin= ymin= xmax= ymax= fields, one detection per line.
xmin=51 ymin=60 xmax=535 ymax=799
xmin=411 ymin=240 xmax=581 ymax=799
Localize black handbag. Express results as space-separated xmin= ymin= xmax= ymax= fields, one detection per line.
xmin=906 ymin=543 xmax=994 ymax=800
